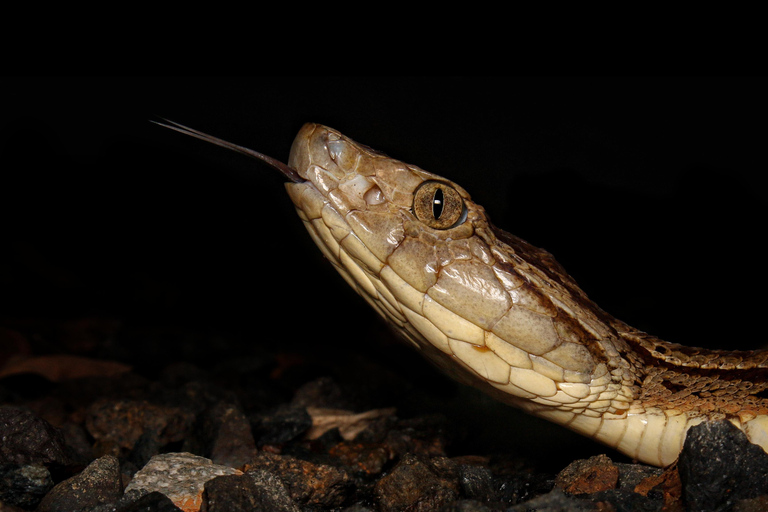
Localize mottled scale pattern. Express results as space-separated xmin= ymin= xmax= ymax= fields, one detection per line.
xmin=280 ymin=123 xmax=768 ymax=467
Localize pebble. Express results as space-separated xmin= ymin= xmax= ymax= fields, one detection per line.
xmin=125 ymin=452 xmax=242 ymax=512
xmin=250 ymin=403 xmax=312 ymax=446
xmin=0 ymin=463 xmax=52 ymax=509
xmin=452 ymin=456 xmax=496 ymax=501
xmin=328 ymin=441 xmax=392 ymax=475
xmin=374 ymin=453 xmax=460 ymax=511
xmin=0 ymin=406 xmax=71 ymax=465
xmin=678 ymin=420 xmax=768 ymax=512
xmin=382 ymin=414 xmax=454 ymax=458
xmin=554 ymin=454 xmax=619 ymax=495
xmin=85 ymin=399 xmax=195 ymax=458
xmin=36 ymin=455 xmax=121 ymax=512
xmin=108 ymin=490 xmax=183 ymax=512
xmin=245 ymin=452 xmax=352 ymax=508
xmin=184 ymin=401 xmax=256 ymax=469
xmin=507 ymin=488 xmax=596 ymax=511
xmin=202 ymin=468 xmax=299 ymax=512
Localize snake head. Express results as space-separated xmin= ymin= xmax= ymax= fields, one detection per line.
xmin=282 ymin=123 xmax=624 ymax=411
xmin=284 ymin=123 xmax=495 ymax=308
xmin=286 ymin=122 xmax=478 ymax=239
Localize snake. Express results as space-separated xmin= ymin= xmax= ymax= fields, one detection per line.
xmin=154 ymin=119 xmax=768 ymax=467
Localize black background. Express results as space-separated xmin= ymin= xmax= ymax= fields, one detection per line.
xmin=1 ymin=77 xmax=766 ymax=465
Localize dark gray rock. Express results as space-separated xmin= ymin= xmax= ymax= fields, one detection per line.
xmin=374 ymin=453 xmax=460 ymax=511
xmin=185 ymin=401 xmax=256 ymax=468
xmin=291 ymin=376 xmax=352 ymax=409
xmin=0 ymin=463 xmax=53 ymax=509
xmin=36 ymin=455 xmax=122 ymax=512
xmin=678 ymin=421 xmax=768 ymax=512
xmin=613 ymin=462 xmax=662 ymax=490
xmin=383 ymin=414 xmax=454 ymax=458
xmin=92 ymin=490 xmax=183 ymax=512
xmin=441 ymin=499 xmax=494 ymax=511
xmin=589 ymin=488 xmax=664 ymax=512
xmin=0 ymin=406 xmax=71 ymax=465
xmin=488 ymin=455 xmax=553 ymax=506
xmin=508 ymin=488 xmax=597 ymax=511
xmin=340 ymin=504 xmax=375 ymax=512
xmin=202 ymin=468 xmax=299 ymax=512
xmin=250 ymin=404 xmax=312 ymax=446
xmin=0 ymin=501 xmax=27 ymax=511
xmin=57 ymin=422 xmax=96 ymax=465
xmin=454 ymin=458 xmax=496 ymax=501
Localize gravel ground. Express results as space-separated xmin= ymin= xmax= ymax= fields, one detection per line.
xmin=2 ymin=311 xmax=768 ymax=511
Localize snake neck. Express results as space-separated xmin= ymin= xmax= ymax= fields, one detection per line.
xmin=485 ymin=220 xmax=768 ymax=421
xmin=617 ymin=328 xmax=768 ymax=421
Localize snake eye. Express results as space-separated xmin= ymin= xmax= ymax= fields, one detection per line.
xmin=413 ymin=181 xmax=467 ymax=229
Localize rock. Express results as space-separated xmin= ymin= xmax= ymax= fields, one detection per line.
xmin=0 ymin=463 xmax=53 ymax=509
xmin=632 ymin=464 xmax=681 ymax=509
xmin=554 ymin=454 xmax=619 ymax=495
xmin=441 ymin=500 xmax=495 ymax=511
xmin=128 ymin=429 xmax=164 ymax=469
xmin=247 ymin=452 xmax=352 ymax=508
xmin=383 ymin=414 xmax=453 ymax=458
xmin=589 ymin=488 xmax=664 ymax=512
xmin=340 ymin=505 xmax=374 ymax=512
xmin=202 ymin=468 xmax=299 ymax=512
xmin=125 ymin=452 xmax=242 ymax=512
xmin=250 ymin=404 xmax=312 ymax=446
xmin=0 ymin=406 xmax=71 ymax=465
xmin=508 ymin=488 xmax=597 ymax=511
xmin=0 ymin=502 xmax=27 ymax=512
xmin=580 ymin=461 xmax=666 ymax=512
xmin=678 ymin=421 xmax=768 ymax=512
xmin=291 ymin=376 xmax=352 ymax=410
xmin=487 ymin=454 xmax=554 ymax=505
xmin=57 ymin=422 xmax=95 ymax=465
xmin=184 ymin=401 xmax=256 ymax=469
xmin=453 ymin=456 xmax=496 ymax=501
xmin=733 ymin=495 xmax=768 ymax=512
xmin=85 ymin=399 xmax=195 ymax=458
xmin=328 ymin=442 xmax=392 ymax=476
xmin=36 ymin=455 xmax=122 ymax=512
xmin=614 ymin=462 xmax=662 ymax=490
xmin=108 ymin=490 xmax=183 ymax=512
xmin=374 ymin=453 xmax=460 ymax=511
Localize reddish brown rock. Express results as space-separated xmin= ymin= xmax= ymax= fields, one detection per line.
xmin=328 ymin=442 xmax=392 ymax=475
xmin=374 ymin=453 xmax=460 ymax=512
xmin=554 ymin=454 xmax=619 ymax=495
xmin=85 ymin=399 xmax=194 ymax=457
xmin=245 ymin=452 xmax=352 ymax=508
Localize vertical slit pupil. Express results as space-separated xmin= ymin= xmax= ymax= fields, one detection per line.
xmin=432 ymin=187 xmax=444 ymax=219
